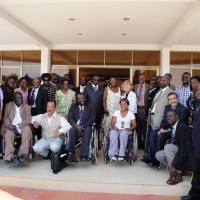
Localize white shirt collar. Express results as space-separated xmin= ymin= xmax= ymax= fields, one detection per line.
xmin=92 ymin=83 xmax=98 ymax=88
xmin=45 ymin=111 xmax=57 ymax=118
xmin=172 ymin=120 xmax=179 ymax=131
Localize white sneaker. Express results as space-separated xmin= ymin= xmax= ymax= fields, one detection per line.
xmin=118 ymin=157 xmax=124 ymax=161
xmin=109 ymin=155 xmax=117 ymax=161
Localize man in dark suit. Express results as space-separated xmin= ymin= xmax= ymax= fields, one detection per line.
xmin=181 ymin=83 xmax=200 ymax=200
xmin=84 ymin=75 xmax=104 ymax=149
xmin=156 ymin=110 xmax=191 ymax=185
xmin=142 ymin=92 xmax=188 ymax=166
xmin=3 ymin=92 xmax=32 ymax=165
xmin=73 ymin=76 xmax=87 ymax=95
xmin=133 ymin=74 xmax=149 ymax=149
xmin=67 ymin=93 xmax=95 ymax=161
xmin=28 ymin=77 xmax=48 ymax=140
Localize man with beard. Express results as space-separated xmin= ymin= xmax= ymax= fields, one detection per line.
xmin=67 ymin=93 xmax=95 ymax=161
xmin=32 ymin=101 xmax=71 ymax=158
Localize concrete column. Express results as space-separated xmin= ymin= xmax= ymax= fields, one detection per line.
xmin=160 ymin=48 xmax=170 ymax=75
xmin=41 ymin=47 xmax=50 ymax=74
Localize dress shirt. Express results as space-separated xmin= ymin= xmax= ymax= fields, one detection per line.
xmin=80 ymin=85 xmax=86 ymax=93
xmin=151 ymin=86 xmax=168 ymax=113
xmin=171 ymin=120 xmax=179 ymax=143
xmin=92 ymin=83 xmax=98 ymax=91
xmin=18 ymin=87 xmax=28 ymax=103
xmin=12 ymin=104 xmax=22 ymax=133
xmin=31 ymin=112 xmax=71 ymax=135
xmin=175 ymin=84 xmax=191 ymax=108
xmin=30 ymin=87 xmax=39 ymax=107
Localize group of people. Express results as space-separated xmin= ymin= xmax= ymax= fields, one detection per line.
xmin=0 ymin=71 xmax=199 ymax=200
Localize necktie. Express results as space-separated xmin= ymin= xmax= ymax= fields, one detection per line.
xmin=30 ymin=89 xmax=35 ymax=106
xmin=94 ymin=86 xmax=97 ymax=92
xmin=138 ymin=85 xmax=143 ymax=101
xmin=79 ymin=107 xmax=83 ymax=126
xmin=170 ymin=127 xmax=175 ymax=143
xmin=150 ymin=89 xmax=162 ymax=110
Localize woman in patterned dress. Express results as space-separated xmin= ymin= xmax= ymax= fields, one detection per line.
xmin=55 ymin=79 xmax=76 ymax=119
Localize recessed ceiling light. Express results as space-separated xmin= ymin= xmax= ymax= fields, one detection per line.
xmin=69 ymin=18 xmax=75 ymax=21
xmin=124 ymin=18 xmax=129 ymax=21
xmin=122 ymin=33 xmax=126 ymax=35
xmin=77 ymin=33 xmax=82 ymax=35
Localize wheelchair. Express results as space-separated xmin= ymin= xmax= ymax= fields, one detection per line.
xmin=103 ymin=129 xmax=138 ymax=165
xmin=65 ymin=123 xmax=98 ymax=165
xmin=0 ymin=125 xmax=35 ymax=163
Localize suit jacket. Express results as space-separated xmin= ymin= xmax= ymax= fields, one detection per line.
xmin=28 ymin=88 xmax=48 ymax=115
xmin=145 ymin=87 xmax=159 ymax=117
xmin=133 ymin=83 xmax=149 ymax=108
xmin=68 ymin=102 xmax=95 ymax=128
xmin=160 ymin=103 xmax=188 ymax=130
xmin=3 ymin=101 xmax=31 ymax=129
xmin=147 ymin=87 xmax=174 ymax=129
xmin=190 ymin=100 xmax=200 ymax=157
xmin=84 ymin=85 xmax=104 ymax=117
xmin=171 ymin=121 xmax=191 ymax=171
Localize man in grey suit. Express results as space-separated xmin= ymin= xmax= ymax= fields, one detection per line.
xmin=133 ymin=74 xmax=149 ymax=149
xmin=84 ymin=75 xmax=104 ymax=149
xmin=3 ymin=92 xmax=32 ymax=165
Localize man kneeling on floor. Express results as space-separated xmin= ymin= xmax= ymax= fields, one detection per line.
xmin=32 ymin=101 xmax=71 ymax=159
xmin=156 ymin=110 xmax=191 ymax=185
xmin=3 ymin=92 xmax=32 ymax=165
xmin=67 ymin=93 xmax=95 ymax=162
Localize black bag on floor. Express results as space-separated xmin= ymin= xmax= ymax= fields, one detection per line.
xmin=51 ymin=149 xmax=68 ymax=174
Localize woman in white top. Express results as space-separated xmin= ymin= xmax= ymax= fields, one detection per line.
xmin=108 ymin=98 xmax=137 ymax=161
xmin=121 ymin=80 xmax=137 ymax=114
xmin=102 ymin=77 xmax=121 ymax=134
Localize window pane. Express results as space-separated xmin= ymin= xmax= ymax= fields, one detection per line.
xmin=3 ymin=51 xmax=21 ymax=66
xmin=22 ymin=65 xmax=41 ymax=79
xmin=0 ymin=52 xmax=2 ymax=66
xmin=23 ymin=51 xmax=41 ymax=65
xmin=2 ymin=68 xmax=20 ymax=84
xmin=192 ymin=69 xmax=200 ymax=76
xmin=105 ymin=51 xmax=132 ymax=66
xmin=193 ymin=52 xmax=200 ymax=68
xmin=79 ymin=67 xmax=130 ymax=86
xmin=78 ymin=51 xmax=104 ymax=65
xmin=170 ymin=68 xmax=191 ymax=87
xmin=51 ymin=51 xmax=77 ymax=65
xmin=170 ymin=52 xmax=191 ymax=67
xmin=133 ymin=51 xmax=160 ymax=66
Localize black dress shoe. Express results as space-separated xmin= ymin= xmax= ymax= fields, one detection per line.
xmin=43 ymin=150 xmax=52 ymax=160
xmin=18 ymin=155 xmax=26 ymax=163
xmin=0 ymin=156 xmax=3 ymax=160
xmin=140 ymin=157 xmax=151 ymax=164
xmin=80 ymin=156 xmax=90 ymax=161
xmin=66 ymin=152 xmax=76 ymax=162
xmin=181 ymin=194 xmax=199 ymax=200
xmin=11 ymin=157 xmax=19 ymax=166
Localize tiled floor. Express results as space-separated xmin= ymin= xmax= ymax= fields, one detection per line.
xmin=0 ymin=150 xmax=192 ymax=196
xmin=0 ymin=186 xmax=181 ymax=200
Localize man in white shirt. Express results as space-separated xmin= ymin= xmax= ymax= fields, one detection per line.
xmin=73 ymin=76 xmax=87 ymax=95
xmin=3 ymin=92 xmax=32 ymax=165
xmin=32 ymin=101 xmax=71 ymax=159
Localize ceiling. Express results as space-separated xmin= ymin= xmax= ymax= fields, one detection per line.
xmin=0 ymin=0 xmax=200 ymax=51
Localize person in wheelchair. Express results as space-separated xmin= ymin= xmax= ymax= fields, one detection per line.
xmin=3 ymin=92 xmax=32 ymax=165
xmin=108 ymin=98 xmax=137 ymax=161
xmin=67 ymin=93 xmax=95 ymax=162
xmin=32 ymin=101 xmax=71 ymax=159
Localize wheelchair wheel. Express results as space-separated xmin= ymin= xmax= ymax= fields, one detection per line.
xmin=91 ymin=154 xmax=97 ymax=166
xmin=133 ymin=131 xmax=138 ymax=162
xmin=94 ymin=129 xmax=98 ymax=158
xmin=104 ymin=155 xmax=108 ymax=164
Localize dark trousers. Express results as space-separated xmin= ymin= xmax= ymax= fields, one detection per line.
xmin=31 ymin=108 xmax=42 ymax=140
xmin=188 ymin=150 xmax=200 ymax=197
xmin=146 ymin=129 xmax=171 ymax=161
xmin=137 ymin=107 xmax=147 ymax=147
xmin=68 ymin=126 xmax=92 ymax=157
